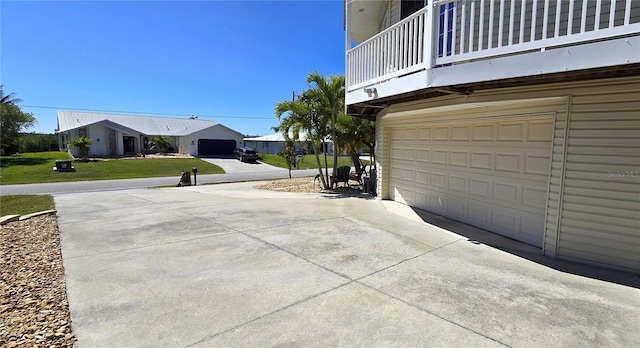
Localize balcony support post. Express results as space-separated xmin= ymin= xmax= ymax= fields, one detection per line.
xmin=423 ymin=0 xmax=436 ymax=74
xmin=345 ymin=0 xmax=352 ymax=93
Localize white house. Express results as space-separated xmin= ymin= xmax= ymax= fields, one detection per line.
xmin=345 ymin=0 xmax=639 ymax=273
xmin=244 ymin=132 xmax=334 ymax=155
xmin=56 ymin=111 xmax=245 ymax=157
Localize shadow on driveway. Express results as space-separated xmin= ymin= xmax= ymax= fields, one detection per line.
xmin=411 ymin=207 xmax=640 ymax=289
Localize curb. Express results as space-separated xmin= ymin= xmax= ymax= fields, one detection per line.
xmin=0 ymin=210 xmax=58 ymax=225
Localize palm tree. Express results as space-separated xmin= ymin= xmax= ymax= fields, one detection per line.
xmin=336 ymin=114 xmax=376 ymax=174
xmin=305 ymin=72 xmax=345 ymax=189
xmin=0 ymin=85 xmax=22 ymax=105
xmin=275 ymin=91 xmax=331 ymax=189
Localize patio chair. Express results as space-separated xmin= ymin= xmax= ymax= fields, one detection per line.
xmin=349 ymin=163 xmax=368 ymax=185
xmin=332 ymin=166 xmax=351 ymax=187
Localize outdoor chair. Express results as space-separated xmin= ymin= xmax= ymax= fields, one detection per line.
xmin=349 ymin=163 xmax=368 ymax=185
xmin=332 ymin=166 xmax=351 ymax=187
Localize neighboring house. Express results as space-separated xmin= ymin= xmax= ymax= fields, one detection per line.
xmin=56 ymin=111 xmax=244 ymax=157
xmin=345 ymin=0 xmax=639 ymax=273
xmin=244 ymin=132 xmax=334 ymax=155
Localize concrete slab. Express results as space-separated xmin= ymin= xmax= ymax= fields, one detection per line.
xmin=63 ymin=233 xmax=348 ymax=347
xmin=54 ymin=183 xmax=640 ymax=347
xmin=195 ymin=282 xmax=505 ymax=347
xmin=359 ymin=240 xmax=640 ymax=347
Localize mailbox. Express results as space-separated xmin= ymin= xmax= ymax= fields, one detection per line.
xmin=192 ymin=167 xmax=198 ymax=186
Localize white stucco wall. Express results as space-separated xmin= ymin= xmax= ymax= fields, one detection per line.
xmin=87 ymin=124 xmax=109 ymax=156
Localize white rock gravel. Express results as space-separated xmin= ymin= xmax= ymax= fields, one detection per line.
xmin=255 ymin=176 xmax=362 ymax=194
xmin=0 ymin=214 xmax=76 ymax=347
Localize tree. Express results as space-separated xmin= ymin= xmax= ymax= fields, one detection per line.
xmin=1 ymin=85 xmax=23 ymax=105
xmin=20 ymin=132 xmax=59 ymax=152
xmin=336 ymin=114 xmax=376 ymax=173
xmin=149 ymin=135 xmax=172 ymax=154
xmin=277 ymin=135 xmax=298 ymax=179
xmin=305 ymin=72 xmax=345 ymax=189
xmin=275 ymin=89 xmax=331 ymax=190
xmin=68 ymin=136 xmax=93 ymax=159
xmin=1 ymin=103 xmax=36 ymax=155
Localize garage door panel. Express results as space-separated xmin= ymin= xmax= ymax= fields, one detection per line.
xmin=493 ymin=182 xmax=521 ymax=204
xmin=448 ymin=176 xmax=467 ymax=193
xmin=523 ymin=186 xmax=548 ymax=210
xmin=447 ymin=198 xmax=466 ymax=217
xmin=470 ymin=152 xmax=493 ymax=170
xmin=524 ymin=154 xmax=551 ymax=175
xmin=451 ymin=125 xmax=471 ymax=140
xmin=449 ymin=151 xmax=469 ymax=167
xmin=472 ymin=124 xmax=495 ymax=141
xmin=388 ymin=117 xmax=553 ymax=247
xmin=497 ymin=121 xmax=525 ymax=141
xmin=431 ymin=150 xmax=448 ymax=164
xmin=528 ymin=120 xmax=555 ymax=141
xmin=495 ymin=153 xmax=523 ymax=173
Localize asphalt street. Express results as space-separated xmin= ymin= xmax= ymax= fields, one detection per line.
xmin=0 ymin=159 xmax=321 ymax=196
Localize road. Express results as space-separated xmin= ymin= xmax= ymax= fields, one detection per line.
xmin=0 ymin=164 xmax=321 ymax=196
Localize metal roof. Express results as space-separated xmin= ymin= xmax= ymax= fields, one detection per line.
xmin=244 ymin=132 xmax=332 ymax=143
xmin=56 ymin=110 xmax=237 ymax=136
xmin=244 ymin=132 xmax=310 ymax=142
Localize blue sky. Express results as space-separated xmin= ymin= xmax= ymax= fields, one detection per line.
xmin=1 ymin=0 xmax=345 ymax=136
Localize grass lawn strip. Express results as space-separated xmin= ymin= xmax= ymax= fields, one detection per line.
xmin=0 ymin=195 xmax=55 ymax=216
xmin=0 ymin=152 xmax=224 ymax=185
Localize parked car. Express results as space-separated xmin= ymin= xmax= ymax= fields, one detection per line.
xmin=234 ymin=147 xmax=259 ymax=162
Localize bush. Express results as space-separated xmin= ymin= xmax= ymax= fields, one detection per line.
xmin=19 ymin=133 xmax=58 ymax=153
xmin=68 ymin=136 xmax=93 ymax=158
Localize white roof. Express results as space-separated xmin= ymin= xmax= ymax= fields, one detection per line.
xmin=245 ymin=132 xmax=331 ymax=142
xmin=57 ymin=110 xmax=240 ymax=137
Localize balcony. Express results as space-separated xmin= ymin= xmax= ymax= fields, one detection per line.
xmin=346 ymin=0 xmax=640 ymax=109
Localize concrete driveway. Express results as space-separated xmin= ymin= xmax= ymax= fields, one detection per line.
xmin=198 ymin=157 xmax=288 ymax=173
xmin=55 ymin=183 xmax=640 ymax=347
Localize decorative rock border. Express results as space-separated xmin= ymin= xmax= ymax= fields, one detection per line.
xmin=0 ymin=210 xmax=57 ymax=225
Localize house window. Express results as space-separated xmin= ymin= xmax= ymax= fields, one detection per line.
xmin=143 ymin=137 xmax=149 ymax=150
xmin=438 ymin=2 xmax=455 ymax=57
xmin=78 ymin=127 xmax=87 ymax=138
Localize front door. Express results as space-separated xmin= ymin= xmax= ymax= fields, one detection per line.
xmin=123 ymin=136 xmax=136 ymax=154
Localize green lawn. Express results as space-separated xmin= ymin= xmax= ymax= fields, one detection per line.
xmin=260 ymin=154 xmax=364 ymax=170
xmin=0 ymin=152 xmax=224 ymax=185
xmin=0 ymin=195 xmax=55 ymax=216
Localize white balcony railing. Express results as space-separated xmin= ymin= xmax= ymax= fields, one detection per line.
xmin=347 ymin=6 xmax=430 ymax=90
xmin=346 ymin=0 xmax=640 ymax=92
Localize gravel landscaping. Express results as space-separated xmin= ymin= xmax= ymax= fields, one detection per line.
xmin=1 ymin=214 xmax=75 ymax=347
xmin=255 ymin=176 xmax=363 ymax=194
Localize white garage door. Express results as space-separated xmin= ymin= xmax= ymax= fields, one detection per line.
xmin=389 ymin=116 xmax=554 ymax=247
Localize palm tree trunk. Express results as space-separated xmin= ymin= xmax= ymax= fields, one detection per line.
xmin=331 ymin=129 xmax=338 ymax=190
xmin=349 ymin=150 xmax=361 ymax=174
xmin=323 ymin=143 xmax=329 ymax=186
xmin=312 ymin=141 xmax=328 ymax=189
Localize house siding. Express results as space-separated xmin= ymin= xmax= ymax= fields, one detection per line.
xmin=376 ymin=76 xmax=639 ymax=273
xmin=556 ymin=84 xmax=640 ymax=272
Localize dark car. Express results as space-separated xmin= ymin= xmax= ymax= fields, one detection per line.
xmin=234 ymin=147 xmax=259 ymax=162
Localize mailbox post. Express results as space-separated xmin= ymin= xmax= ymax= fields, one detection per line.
xmin=192 ymin=167 xmax=198 ymax=186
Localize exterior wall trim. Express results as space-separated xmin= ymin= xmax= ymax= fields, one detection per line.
xmin=554 ymin=95 xmax=573 ymax=258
